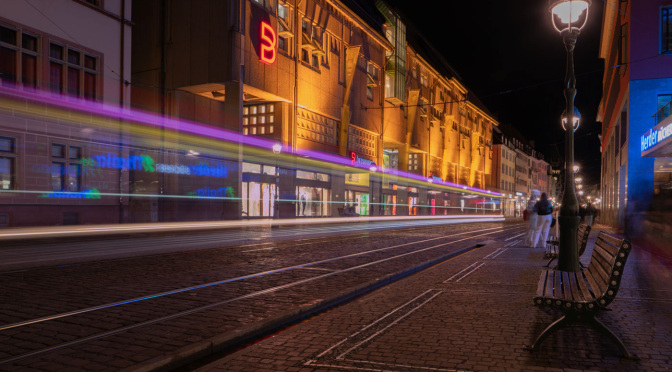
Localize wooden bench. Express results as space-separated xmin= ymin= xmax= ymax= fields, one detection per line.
xmin=544 ymin=224 xmax=591 ymax=268
xmin=526 ymin=231 xmax=639 ymax=359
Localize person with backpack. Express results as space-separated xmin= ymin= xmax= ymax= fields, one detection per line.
xmin=532 ymin=192 xmax=554 ymax=248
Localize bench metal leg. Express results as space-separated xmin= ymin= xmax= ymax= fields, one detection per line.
xmin=526 ymin=314 xmax=640 ymax=360
xmin=525 ymin=315 xmax=569 ymax=352
xmin=588 ymin=316 xmax=640 ymax=360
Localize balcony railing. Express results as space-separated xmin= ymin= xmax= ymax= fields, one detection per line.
xmin=654 ymin=98 xmax=672 ymax=125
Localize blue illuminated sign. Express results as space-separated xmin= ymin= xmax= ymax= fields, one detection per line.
xmin=29 ymin=153 xmax=233 ymax=178
xmin=39 ymin=189 xmax=101 ymax=199
xmin=187 ymin=186 xmax=235 ymax=198
xmin=642 ymin=122 xmax=672 ymax=154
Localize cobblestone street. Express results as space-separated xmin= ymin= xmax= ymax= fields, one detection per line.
xmin=196 ymin=225 xmax=672 ymax=372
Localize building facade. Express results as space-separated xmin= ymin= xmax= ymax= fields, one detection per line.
xmin=0 ymin=0 xmax=503 ymax=227
xmin=0 ymin=0 xmax=132 ymax=227
xmin=492 ymin=128 xmax=519 ymax=216
xmin=129 ymin=0 xmax=500 ymax=221
xmin=598 ymin=0 xmax=672 ymax=256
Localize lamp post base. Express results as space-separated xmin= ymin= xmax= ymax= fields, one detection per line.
xmin=557 ymin=215 xmax=581 ymax=272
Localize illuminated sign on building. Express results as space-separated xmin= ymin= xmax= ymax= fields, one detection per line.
xmin=80 ymin=153 xmax=231 ymax=178
xmin=349 ymin=151 xmax=375 ymax=166
xmin=40 ymin=189 xmax=101 ymax=199
xmin=260 ymin=21 xmax=277 ymax=65
xmin=187 ymin=186 xmax=235 ymax=199
xmin=641 ymin=122 xmax=672 ymax=154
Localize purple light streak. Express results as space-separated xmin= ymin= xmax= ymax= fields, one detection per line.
xmin=0 ymin=87 xmax=502 ymax=197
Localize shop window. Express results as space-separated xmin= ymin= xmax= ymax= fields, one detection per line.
xmin=297 ymin=186 xmax=330 ymax=217
xmin=656 ymin=94 xmax=672 ymax=124
xmin=252 ymin=0 xmax=277 ymax=14
xmin=296 ymin=170 xmax=329 ymax=181
xmin=0 ymin=25 xmax=39 ymax=89
xmin=51 ymin=143 xmax=82 ymax=192
xmin=662 ymin=6 xmax=672 ymax=54
xmin=277 ymin=2 xmax=293 ymax=55
xmin=409 ymin=153 xmax=420 ymax=171
xmin=49 ymin=42 xmax=99 ymax=99
xmin=0 ymin=136 xmax=16 ymax=190
xmin=420 ymin=72 xmax=428 ymax=87
xmin=243 ymin=103 xmax=276 ymax=136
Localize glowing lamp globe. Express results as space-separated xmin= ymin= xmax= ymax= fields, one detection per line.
xmin=561 ymin=107 xmax=581 ymax=131
xmin=550 ymin=0 xmax=591 ymax=33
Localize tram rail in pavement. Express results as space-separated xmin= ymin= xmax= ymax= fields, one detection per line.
xmin=192 ymin=225 xmax=672 ymax=372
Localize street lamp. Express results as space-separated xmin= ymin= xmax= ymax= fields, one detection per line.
xmin=550 ymin=0 xmax=591 ymax=272
xmin=572 ymin=163 xmax=580 ymax=173
xmin=272 ymin=143 xmax=282 ymax=221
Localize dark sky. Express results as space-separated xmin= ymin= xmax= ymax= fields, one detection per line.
xmin=385 ymin=0 xmax=605 ymax=187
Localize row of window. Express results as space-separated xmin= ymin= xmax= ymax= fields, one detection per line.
xmin=0 ymin=24 xmax=99 ymax=99
xmin=501 ymin=180 xmax=513 ymax=193
xmin=0 ymin=137 xmax=81 ymax=192
xmin=243 ymin=103 xmax=276 ymax=136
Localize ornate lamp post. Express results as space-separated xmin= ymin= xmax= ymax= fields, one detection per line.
xmin=550 ymin=0 xmax=591 ymax=271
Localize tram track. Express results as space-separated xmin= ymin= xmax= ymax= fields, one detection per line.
xmin=0 ymin=223 xmax=524 ymax=370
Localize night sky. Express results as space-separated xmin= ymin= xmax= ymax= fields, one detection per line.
xmin=385 ymin=0 xmax=605 ymax=188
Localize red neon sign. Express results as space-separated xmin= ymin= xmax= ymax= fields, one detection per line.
xmin=260 ymin=21 xmax=277 ymax=65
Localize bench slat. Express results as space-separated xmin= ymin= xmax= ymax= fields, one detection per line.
xmin=554 ymin=270 xmax=565 ymax=305
xmin=575 ymin=271 xmax=596 ymax=302
xmin=577 ymin=225 xmax=591 ymax=256
xmin=545 ymin=270 xmax=555 ymax=299
xmin=565 ymin=271 xmax=584 ymax=303
xmin=589 ymin=240 xmax=617 ymax=276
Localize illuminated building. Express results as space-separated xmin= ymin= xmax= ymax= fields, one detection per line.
xmin=0 ymin=0 xmax=503 ymax=226
xmin=130 ymin=0 xmax=499 ymax=220
xmin=492 ymin=129 xmax=519 ymax=216
xmin=598 ymin=0 xmax=672 ymax=252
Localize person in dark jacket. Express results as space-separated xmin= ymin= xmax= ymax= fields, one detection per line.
xmin=532 ymin=193 xmax=554 ymax=248
xmin=585 ymin=203 xmax=597 ymax=226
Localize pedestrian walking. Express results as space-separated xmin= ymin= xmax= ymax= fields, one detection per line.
xmin=532 ymin=192 xmax=554 ymax=248
xmin=585 ymin=202 xmax=596 ymax=226
xmin=526 ymin=190 xmax=540 ymax=247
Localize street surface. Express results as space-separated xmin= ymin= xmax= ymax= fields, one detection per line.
xmin=1 ymin=218 xmax=509 ymax=371
xmin=195 ymin=225 xmax=672 ymax=372
xmin=0 ymin=219 xmax=670 ymax=371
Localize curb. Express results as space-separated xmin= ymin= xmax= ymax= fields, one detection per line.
xmin=124 ymin=242 xmax=486 ymax=372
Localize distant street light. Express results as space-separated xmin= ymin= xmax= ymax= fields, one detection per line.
xmin=550 ymin=0 xmax=591 ymax=272
xmin=572 ymin=164 xmax=580 ymax=173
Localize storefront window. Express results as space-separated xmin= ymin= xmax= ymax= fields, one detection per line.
xmin=346 ymin=190 xmax=369 ymax=216
xmin=408 ymin=196 xmax=418 ymax=215
xmin=296 ymin=186 xmax=330 ymax=217
xmin=297 ymin=170 xmax=329 ymax=181
xmin=381 ymin=194 xmax=396 ymax=215
xmin=242 ymin=181 xmax=276 ymax=217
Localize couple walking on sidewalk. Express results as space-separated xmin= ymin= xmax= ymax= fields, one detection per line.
xmin=526 ymin=190 xmax=554 ymax=248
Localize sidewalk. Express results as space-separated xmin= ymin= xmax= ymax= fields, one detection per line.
xmin=197 ymin=225 xmax=672 ymax=371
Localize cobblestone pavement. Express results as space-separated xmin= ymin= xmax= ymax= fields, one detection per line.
xmin=0 ymin=220 xmax=516 ymax=371
xmin=196 ymin=225 xmax=672 ymax=372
